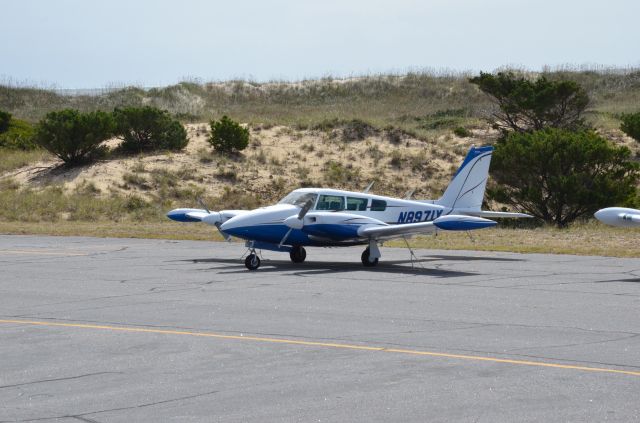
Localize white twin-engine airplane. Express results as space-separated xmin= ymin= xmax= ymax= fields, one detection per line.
xmin=168 ymin=145 xmax=530 ymax=270
xmin=595 ymin=207 xmax=640 ymax=227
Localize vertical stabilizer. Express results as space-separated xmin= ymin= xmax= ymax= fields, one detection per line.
xmin=436 ymin=145 xmax=493 ymax=211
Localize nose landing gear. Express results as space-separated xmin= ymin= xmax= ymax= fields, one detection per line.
xmin=244 ymin=251 xmax=261 ymax=270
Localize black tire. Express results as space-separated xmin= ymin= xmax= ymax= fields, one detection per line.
xmin=290 ymin=246 xmax=307 ymax=263
xmin=244 ymin=254 xmax=261 ymax=270
xmin=361 ymin=248 xmax=379 ymax=267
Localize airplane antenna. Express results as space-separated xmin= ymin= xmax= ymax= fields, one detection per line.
xmin=402 ymin=236 xmax=421 ymax=269
xmin=363 ymin=181 xmax=374 ymax=193
xmin=403 ymin=189 xmax=415 ymax=200
xmin=465 ymin=231 xmax=476 ymax=243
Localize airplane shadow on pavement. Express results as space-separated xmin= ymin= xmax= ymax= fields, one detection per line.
xmin=178 ymin=253 xmax=523 ymax=277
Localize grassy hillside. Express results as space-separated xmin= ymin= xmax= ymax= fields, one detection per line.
xmin=3 ymin=67 xmax=640 ymax=134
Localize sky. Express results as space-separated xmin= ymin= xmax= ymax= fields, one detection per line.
xmin=2 ymin=0 xmax=639 ymax=88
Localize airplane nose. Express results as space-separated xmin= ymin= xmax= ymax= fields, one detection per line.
xmin=219 ymin=219 xmax=237 ymax=232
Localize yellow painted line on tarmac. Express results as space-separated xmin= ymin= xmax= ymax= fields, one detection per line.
xmin=0 ymin=249 xmax=88 ymax=256
xmin=1 ymin=319 xmax=639 ymax=378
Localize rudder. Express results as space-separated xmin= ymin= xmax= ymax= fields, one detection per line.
xmin=436 ymin=145 xmax=493 ymax=211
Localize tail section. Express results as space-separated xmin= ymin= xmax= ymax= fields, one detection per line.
xmin=436 ymin=145 xmax=493 ymax=211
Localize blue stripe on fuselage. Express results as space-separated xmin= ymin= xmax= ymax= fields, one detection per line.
xmin=223 ymin=223 xmax=363 ymax=245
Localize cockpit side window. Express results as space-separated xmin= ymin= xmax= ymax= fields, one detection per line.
xmin=370 ymin=199 xmax=387 ymax=211
xmin=278 ymin=192 xmax=318 ymax=207
xmin=316 ymin=194 xmax=345 ymax=211
xmin=346 ymin=197 xmax=368 ymax=211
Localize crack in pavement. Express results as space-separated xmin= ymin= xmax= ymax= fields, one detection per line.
xmin=13 ymin=390 xmax=220 ymax=422
xmin=0 ymin=372 xmax=122 ymax=390
xmin=505 ymin=333 xmax=640 ymax=353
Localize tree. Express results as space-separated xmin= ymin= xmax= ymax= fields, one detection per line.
xmin=488 ymin=128 xmax=639 ymax=227
xmin=208 ymin=115 xmax=249 ymax=153
xmin=34 ymin=109 xmax=115 ymax=166
xmin=113 ymin=106 xmax=188 ymax=153
xmin=470 ymin=72 xmax=590 ymax=133
xmin=0 ymin=110 xmax=11 ymax=133
xmin=620 ymin=112 xmax=640 ymax=142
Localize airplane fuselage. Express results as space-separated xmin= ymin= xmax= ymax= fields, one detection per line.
xmin=218 ymin=188 xmax=453 ymax=248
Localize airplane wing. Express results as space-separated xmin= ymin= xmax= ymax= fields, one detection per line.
xmin=358 ymin=215 xmax=497 ymax=239
xmin=358 ymin=221 xmax=437 ymax=238
xmin=455 ymin=209 xmax=532 ymax=219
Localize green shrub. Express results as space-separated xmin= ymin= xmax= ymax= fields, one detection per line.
xmin=620 ymin=112 xmax=640 ymax=142
xmin=417 ymin=109 xmax=467 ymax=130
xmin=323 ymin=160 xmax=361 ymax=185
xmin=114 ymin=106 xmax=188 ymax=153
xmin=0 ymin=118 xmax=36 ymax=150
xmin=389 ymin=150 xmax=403 ymax=168
xmin=34 ymin=109 xmax=114 ymax=166
xmin=453 ymin=126 xmax=471 ymax=137
xmin=489 ymin=128 xmax=639 ymax=227
xmin=208 ymin=115 xmax=249 ymax=153
xmin=0 ymin=110 xmax=11 ymax=133
xmin=341 ymin=119 xmax=378 ymax=141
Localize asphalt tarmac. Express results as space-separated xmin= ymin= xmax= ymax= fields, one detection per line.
xmin=1 ymin=235 xmax=639 ymax=422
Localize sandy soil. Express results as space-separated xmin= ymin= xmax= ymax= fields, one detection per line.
xmin=4 ymin=124 xmax=486 ymax=202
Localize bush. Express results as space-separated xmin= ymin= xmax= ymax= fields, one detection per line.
xmin=0 ymin=118 xmax=36 ymax=150
xmin=0 ymin=110 xmax=11 ymax=133
xmin=114 ymin=106 xmax=188 ymax=153
xmin=34 ymin=109 xmax=114 ymax=166
xmin=470 ymin=72 xmax=589 ymax=133
xmin=488 ymin=128 xmax=639 ymax=227
xmin=341 ymin=119 xmax=378 ymax=141
xmin=208 ymin=115 xmax=249 ymax=153
xmin=453 ymin=126 xmax=471 ymax=137
xmin=620 ymin=112 xmax=640 ymax=142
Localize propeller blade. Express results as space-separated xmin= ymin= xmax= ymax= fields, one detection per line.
xmin=197 ymin=197 xmax=211 ymax=214
xmin=280 ymin=199 xmax=314 ymax=247
xmin=278 ymin=228 xmax=293 ymax=248
xmin=298 ymin=199 xmax=314 ymax=220
xmin=215 ymin=222 xmax=231 ymax=241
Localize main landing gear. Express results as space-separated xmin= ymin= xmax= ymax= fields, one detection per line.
xmin=361 ymin=241 xmax=381 ymax=267
xmin=290 ymin=246 xmax=306 ymax=263
xmin=361 ymin=248 xmax=379 ymax=267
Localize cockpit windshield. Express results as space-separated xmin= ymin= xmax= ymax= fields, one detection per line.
xmin=278 ymin=191 xmax=318 ymax=207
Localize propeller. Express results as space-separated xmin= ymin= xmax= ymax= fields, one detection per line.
xmin=198 ymin=197 xmax=231 ymax=241
xmin=278 ymin=199 xmax=314 ymax=248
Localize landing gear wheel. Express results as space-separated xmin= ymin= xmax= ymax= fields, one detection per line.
xmin=361 ymin=248 xmax=379 ymax=267
xmin=290 ymin=246 xmax=307 ymax=263
xmin=245 ymin=253 xmax=261 ymax=270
